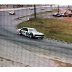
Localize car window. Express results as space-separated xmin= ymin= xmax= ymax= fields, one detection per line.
xmin=28 ymin=28 xmax=37 ymax=32
xmin=25 ymin=28 xmax=28 ymax=31
xmin=22 ymin=28 xmax=28 ymax=31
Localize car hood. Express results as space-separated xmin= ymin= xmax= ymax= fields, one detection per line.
xmin=17 ymin=29 xmax=21 ymax=31
xmin=17 ymin=29 xmax=21 ymax=32
xmin=32 ymin=32 xmax=44 ymax=35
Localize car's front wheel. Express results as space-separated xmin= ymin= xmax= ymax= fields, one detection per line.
xmin=29 ymin=33 xmax=33 ymax=38
xmin=40 ymin=37 xmax=44 ymax=39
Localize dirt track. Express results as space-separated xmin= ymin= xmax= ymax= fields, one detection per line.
xmin=1 ymin=38 xmax=72 ymax=67
xmin=62 ymin=17 xmax=72 ymax=23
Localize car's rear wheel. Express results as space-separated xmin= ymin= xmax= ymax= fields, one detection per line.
xmin=19 ymin=30 xmax=22 ymax=35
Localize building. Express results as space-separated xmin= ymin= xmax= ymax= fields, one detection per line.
xmin=0 ymin=4 xmax=33 ymax=9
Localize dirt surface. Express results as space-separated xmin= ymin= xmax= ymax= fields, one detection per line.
xmin=0 ymin=37 xmax=72 ymax=67
xmin=51 ymin=17 xmax=72 ymax=67
xmin=0 ymin=11 xmax=72 ymax=67
xmin=51 ymin=59 xmax=72 ymax=67
xmin=62 ymin=17 xmax=72 ymax=23
xmin=39 ymin=13 xmax=72 ymax=23
xmin=0 ymin=57 xmax=30 ymax=67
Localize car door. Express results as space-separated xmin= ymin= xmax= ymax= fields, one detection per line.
xmin=21 ymin=28 xmax=28 ymax=36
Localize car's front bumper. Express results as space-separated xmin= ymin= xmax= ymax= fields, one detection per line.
xmin=33 ymin=35 xmax=44 ymax=38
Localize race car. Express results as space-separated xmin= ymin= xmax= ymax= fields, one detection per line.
xmin=17 ymin=27 xmax=44 ymax=39
xmin=52 ymin=13 xmax=64 ymax=17
xmin=9 ymin=10 xmax=15 ymax=15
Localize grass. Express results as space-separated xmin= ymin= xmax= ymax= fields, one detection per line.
xmin=17 ymin=18 xmax=72 ymax=43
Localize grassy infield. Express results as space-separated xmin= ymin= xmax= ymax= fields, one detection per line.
xmin=17 ymin=17 xmax=72 ymax=43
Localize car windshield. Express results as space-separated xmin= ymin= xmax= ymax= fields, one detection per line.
xmin=29 ymin=28 xmax=37 ymax=32
xmin=10 ymin=11 xmax=14 ymax=13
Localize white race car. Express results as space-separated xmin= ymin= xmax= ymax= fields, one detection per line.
xmin=9 ymin=10 xmax=15 ymax=15
xmin=17 ymin=27 xmax=44 ymax=39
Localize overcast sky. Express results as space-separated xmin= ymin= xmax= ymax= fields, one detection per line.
xmin=0 ymin=0 xmax=72 ymax=5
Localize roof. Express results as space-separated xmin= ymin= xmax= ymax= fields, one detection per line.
xmin=22 ymin=27 xmax=35 ymax=29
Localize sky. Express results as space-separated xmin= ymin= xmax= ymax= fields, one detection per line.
xmin=0 ymin=0 xmax=72 ymax=5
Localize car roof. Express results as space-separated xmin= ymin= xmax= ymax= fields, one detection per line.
xmin=22 ymin=27 xmax=35 ymax=29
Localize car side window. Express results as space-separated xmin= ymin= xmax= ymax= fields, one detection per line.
xmin=25 ymin=28 xmax=28 ymax=31
xmin=22 ymin=28 xmax=28 ymax=31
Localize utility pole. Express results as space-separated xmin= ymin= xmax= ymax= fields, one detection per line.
xmin=68 ymin=5 xmax=70 ymax=10
xmin=13 ymin=5 xmax=14 ymax=8
xmin=50 ymin=4 xmax=53 ymax=15
xmin=58 ymin=5 xmax=59 ymax=13
xmin=34 ymin=5 xmax=36 ymax=19
xmin=50 ymin=4 xmax=52 ymax=11
xmin=68 ymin=5 xmax=70 ymax=9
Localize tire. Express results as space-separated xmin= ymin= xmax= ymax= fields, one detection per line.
xmin=41 ymin=37 xmax=44 ymax=39
xmin=29 ymin=33 xmax=33 ymax=38
xmin=19 ymin=30 xmax=22 ymax=35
